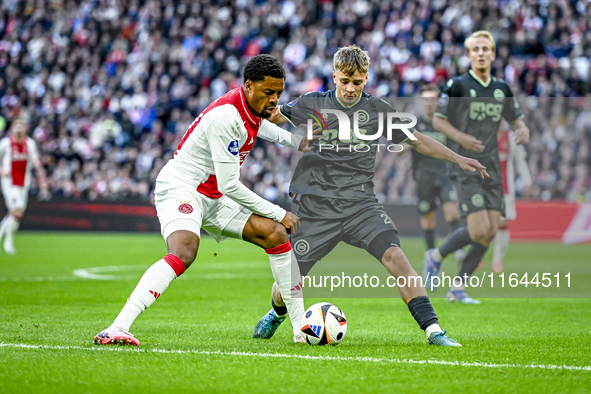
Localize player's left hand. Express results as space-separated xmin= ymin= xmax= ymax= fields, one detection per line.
xmin=298 ymin=124 xmax=322 ymax=152
xmin=458 ymin=157 xmax=489 ymax=179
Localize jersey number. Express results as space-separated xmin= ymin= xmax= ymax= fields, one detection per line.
xmin=381 ymin=213 xmax=393 ymax=224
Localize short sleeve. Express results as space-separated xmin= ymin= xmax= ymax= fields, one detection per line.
xmin=206 ymin=107 xmax=244 ymax=164
xmin=502 ymin=86 xmax=524 ymax=124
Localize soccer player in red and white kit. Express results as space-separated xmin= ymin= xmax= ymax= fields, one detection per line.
xmin=492 ymin=121 xmax=532 ymax=272
xmin=0 ymin=117 xmax=47 ymax=254
xmin=95 ymin=55 xmax=314 ymax=346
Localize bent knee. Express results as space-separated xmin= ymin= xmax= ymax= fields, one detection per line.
xmin=174 ymin=248 xmax=197 ymax=267
xmin=265 ymin=222 xmax=288 ymax=248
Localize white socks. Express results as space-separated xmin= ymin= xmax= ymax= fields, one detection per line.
xmin=425 ymin=323 xmax=443 ymax=339
xmin=492 ymin=229 xmax=510 ymax=264
xmin=266 ymin=242 xmax=304 ymax=339
xmin=0 ymin=215 xmax=18 ymax=242
xmin=431 ymin=248 xmax=443 ymax=262
xmin=111 ymin=255 xmax=185 ymax=332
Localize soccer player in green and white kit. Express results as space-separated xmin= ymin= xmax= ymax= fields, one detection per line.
xmin=252 ymin=45 xmax=489 ymax=347
xmin=424 ymin=31 xmax=530 ymax=304
xmin=412 ymin=85 xmax=465 ymax=264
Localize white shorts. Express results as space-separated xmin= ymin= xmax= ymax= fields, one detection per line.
xmin=154 ymin=180 xmax=252 ymax=243
xmin=502 ymin=193 xmax=516 ymax=221
xmin=1 ymin=179 xmax=28 ymax=211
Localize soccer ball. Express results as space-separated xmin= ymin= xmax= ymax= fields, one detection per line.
xmin=300 ymin=302 xmax=347 ymax=345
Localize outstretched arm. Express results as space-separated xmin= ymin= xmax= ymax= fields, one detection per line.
xmin=407 ymin=131 xmax=489 ymax=178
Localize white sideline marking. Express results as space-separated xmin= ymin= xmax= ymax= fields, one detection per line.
xmin=0 ymin=343 xmax=589 ymax=371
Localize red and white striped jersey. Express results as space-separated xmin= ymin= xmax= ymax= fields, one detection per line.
xmin=161 ymin=86 xmax=291 ymax=194
xmin=0 ymin=136 xmax=40 ymax=189
xmin=157 ymin=86 xmax=298 ymax=222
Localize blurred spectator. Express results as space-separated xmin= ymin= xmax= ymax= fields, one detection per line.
xmin=0 ymin=0 xmax=589 ymax=204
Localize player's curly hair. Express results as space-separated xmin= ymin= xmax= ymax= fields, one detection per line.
xmin=243 ymin=54 xmax=285 ymax=82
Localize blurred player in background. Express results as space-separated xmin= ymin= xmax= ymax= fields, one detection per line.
xmin=253 ymin=46 xmax=490 ymax=347
xmin=490 ymin=121 xmax=533 ymax=272
xmin=94 ymin=55 xmax=316 ymax=346
xmin=0 ymin=117 xmax=47 ymax=254
xmin=412 ymin=85 xmax=465 ymax=264
xmin=424 ymin=31 xmax=530 ymax=304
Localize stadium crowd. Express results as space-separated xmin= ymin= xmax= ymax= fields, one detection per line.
xmin=0 ymin=0 xmax=590 ymax=204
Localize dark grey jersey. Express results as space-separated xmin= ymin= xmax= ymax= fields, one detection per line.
xmin=411 ymin=116 xmax=450 ymax=178
xmin=279 ymin=90 xmax=415 ymax=199
xmin=435 ymin=70 xmax=523 ymax=175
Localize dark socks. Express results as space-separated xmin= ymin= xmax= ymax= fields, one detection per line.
xmin=424 ymin=229 xmax=435 ymax=250
xmin=272 ymin=298 xmax=287 ymax=316
xmin=449 ymin=218 xmax=461 ymax=231
xmin=407 ymin=297 xmax=438 ymax=330
xmin=439 ymin=227 xmax=472 ymax=258
xmin=458 ymin=243 xmax=489 ymax=279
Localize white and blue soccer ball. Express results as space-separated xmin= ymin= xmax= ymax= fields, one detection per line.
xmin=300 ymin=302 xmax=347 ymax=345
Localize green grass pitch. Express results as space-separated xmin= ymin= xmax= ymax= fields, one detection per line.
xmin=0 ymin=232 xmax=589 ymax=393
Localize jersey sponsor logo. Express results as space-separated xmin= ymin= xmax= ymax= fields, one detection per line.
xmin=494 ymin=89 xmax=505 ymax=102
xmin=471 ymin=194 xmax=484 ymax=207
xmin=178 ymin=202 xmax=193 ymax=214
xmin=438 ymin=93 xmax=449 ymax=107
xmin=469 ymin=89 xmax=477 ymax=97
xmin=469 ymin=102 xmax=503 ymax=122
xmin=294 ymin=239 xmax=310 ymax=255
xmin=227 ymin=140 xmax=239 ymax=155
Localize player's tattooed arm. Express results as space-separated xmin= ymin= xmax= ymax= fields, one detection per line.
xmin=432 ymin=116 xmax=485 ymax=152
xmin=510 ymin=118 xmax=530 ymax=145
xmin=408 ymin=131 xmax=489 ymax=178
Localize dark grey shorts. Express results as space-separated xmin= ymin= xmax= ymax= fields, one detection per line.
xmin=416 ymin=171 xmax=457 ymax=214
xmin=290 ymin=194 xmax=399 ymax=276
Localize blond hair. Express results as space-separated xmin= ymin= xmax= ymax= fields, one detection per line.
xmin=464 ymin=31 xmax=496 ymax=53
xmin=333 ymin=45 xmax=370 ymax=76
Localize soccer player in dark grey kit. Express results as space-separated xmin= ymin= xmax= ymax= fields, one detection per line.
xmin=412 ymin=85 xmax=464 ymax=263
xmin=252 ymin=45 xmax=490 ymax=347
xmin=424 ymin=31 xmax=530 ymax=304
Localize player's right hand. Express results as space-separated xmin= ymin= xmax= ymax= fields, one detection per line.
xmin=281 ymin=212 xmax=300 ymax=234
xmin=459 ymin=133 xmax=485 ymax=152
